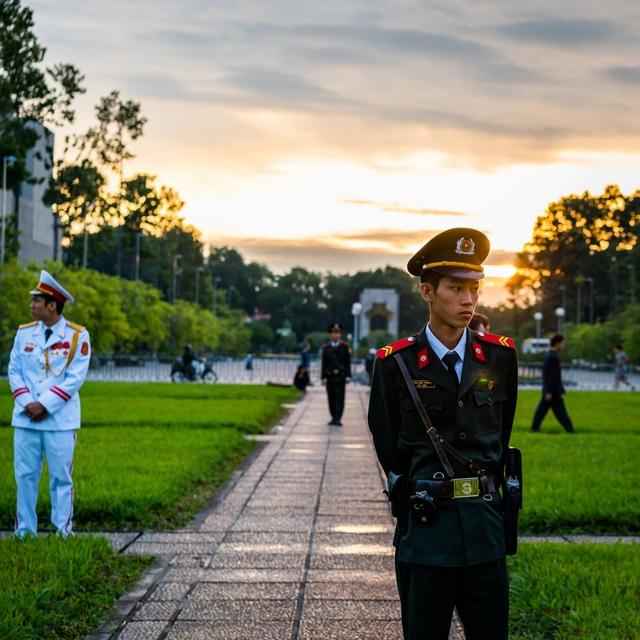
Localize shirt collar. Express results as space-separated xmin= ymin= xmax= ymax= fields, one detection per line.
xmin=425 ymin=323 xmax=466 ymax=362
xmin=40 ymin=315 xmax=66 ymax=338
xmin=331 ymin=341 xmax=340 ymax=347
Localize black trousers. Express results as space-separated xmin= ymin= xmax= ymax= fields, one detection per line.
xmin=531 ymin=395 xmax=574 ymax=432
xmin=396 ymin=557 xmax=509 ymax=640
xmin=326 ymin=379 xmax=346 ymax=421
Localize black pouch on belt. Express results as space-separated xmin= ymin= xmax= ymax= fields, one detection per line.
xmin=503 ymin=447 xmax=523 ymax=555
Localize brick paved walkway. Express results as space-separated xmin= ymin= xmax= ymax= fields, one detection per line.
xmin=90 ymin=386 xmax=465 ymax=640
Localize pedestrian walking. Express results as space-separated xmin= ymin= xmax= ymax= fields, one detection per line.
xmin=368 ymin=228 xmax=520 ymax=640
xmin=8 ymin=270 xmax=91 ymax=538
xmin=531 ymin=334 xmax=575 ymax=433
xmin=321 ymin=322 xmax=351 ymax=426
xmin=613 ymin=344 xmax=634 ymax=390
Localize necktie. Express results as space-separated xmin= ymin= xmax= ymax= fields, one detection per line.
xmin=442 ymin=352 xmax=460 ymax=390
xmin=44 ymin=328 xmax=53 ymax=343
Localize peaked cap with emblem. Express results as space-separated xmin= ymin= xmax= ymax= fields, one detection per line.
xmin=328 ymin=322 xmax=343 ymax=332
xmin=30 ymin=269 xmax=75 ymax=304
xmin=407 ymin=227 xmax=490 ymax=281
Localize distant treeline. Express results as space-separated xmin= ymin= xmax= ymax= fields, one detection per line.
xmin=0 ymin=261 xmax=249 ymax=355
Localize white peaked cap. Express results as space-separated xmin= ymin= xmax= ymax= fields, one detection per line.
xmin=30 ymin=270 xmax=75 ymax=304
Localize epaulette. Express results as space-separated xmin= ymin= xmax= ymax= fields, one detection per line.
xmin=67 ymin=321 xmax=86 ymax=332
xmin=473 ymin=331 xmax=515 ymax=349
xmin=18 ymin=321 xmax=37 ymax=330
xmin=340 ymin=340 xmax=350 ymax=346
xmin=376 ymin=335 xmax=417 ymax=359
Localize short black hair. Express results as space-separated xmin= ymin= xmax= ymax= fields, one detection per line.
xmin=420 ymin=269 xmax=445 ymax=289
xmin=615 ymin=344 xmax=623 ymax=350
xmin=550 ymin=334 xmax=564 ymax=347
xmin=36 ymin=294 xmax=64 ymax=315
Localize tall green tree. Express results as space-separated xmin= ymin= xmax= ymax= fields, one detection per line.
xmin=0 ymin=0 xmax=84 ymax=258
xmin=72 ymin=90 xmax=146 ymax=275
xmin=508 ymin=185 xmax=640 ymax=325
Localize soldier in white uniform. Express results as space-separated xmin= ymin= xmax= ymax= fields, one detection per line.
xmin=8 ymin=270 xmax=91 ymax=538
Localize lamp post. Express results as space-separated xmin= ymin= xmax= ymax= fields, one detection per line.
xmin=575 ymin=276 xmax=583 ymax=324
xmin=212 ymin=276 xmax=221 ymax=315
xmin=195 ymin=266 xmax=204 ymax=305
xmin=351 ymin=302 xmax=363 ymax=354
xmin=172 ymin=253 xmax=182 ymax=303
xmin=555 ymin=307 xmax=565 ymax=333
xmin=610 ymin=256 xmax=618 ymax=316
xmin=227 ymin=284 xmax=235 ymax=308
xmin=1 ymin=155 xmax=17 ymax=266
xmin=134 ymin=232 xmax=143 ymax=280
xmin=585 ymin=277 xmax=594 ymax=324
xmin=533 ymin=311 xmax=543 ymax=339
xmin=628 ymin=264 xmax=636 ymax=305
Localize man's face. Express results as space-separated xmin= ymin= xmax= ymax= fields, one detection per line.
xmin=420 ymin=277 xmax=479 ymax=329
xmin=30 ymin=296 xmax=57 ymax=323
xmin=330 ymin=329 xmax=342 ymax=342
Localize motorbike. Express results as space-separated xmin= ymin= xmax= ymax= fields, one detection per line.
xmin=170 ymin=358 xmax=218 ymax=383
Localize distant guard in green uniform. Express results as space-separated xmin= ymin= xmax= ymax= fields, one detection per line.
xmin=368 ymin=228 xmax=519 ymax=640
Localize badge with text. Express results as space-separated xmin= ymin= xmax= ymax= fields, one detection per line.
xmin=413 ymin=379 xmax=435 ymax=389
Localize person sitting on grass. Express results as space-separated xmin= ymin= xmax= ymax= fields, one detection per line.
xmin=293 ymin=365 xmax=311 ymax=394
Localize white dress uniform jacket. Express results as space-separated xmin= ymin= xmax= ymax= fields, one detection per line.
xmin=9 ymin=316 xmax=91 ymax=430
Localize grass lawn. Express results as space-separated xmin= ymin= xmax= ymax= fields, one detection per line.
xmin=511 ymin=390 xmax=640 ymax=534
xmin=0 ymin=535 xmax=150 ymax=640
xmin=0 ymin=382 xmax=299 ymax=531
xmin=510 ymin=543 xmax=640 ymax=639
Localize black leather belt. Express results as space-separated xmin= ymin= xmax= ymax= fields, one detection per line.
xmin=414 ymin=474 xmax=498 ymax=499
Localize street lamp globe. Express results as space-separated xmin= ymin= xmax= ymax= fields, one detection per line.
xmin=555 ymin=307 xmax=565 ymax=318
xmin=533 ymin=312 xmax=543 ymax=322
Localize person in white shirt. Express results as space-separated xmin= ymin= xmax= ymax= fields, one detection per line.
xmin=8 ymin=270 xmax=91 ymax=538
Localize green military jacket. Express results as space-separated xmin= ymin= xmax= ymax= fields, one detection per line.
xmin=368 ymin=326 xmax=518 ymax=567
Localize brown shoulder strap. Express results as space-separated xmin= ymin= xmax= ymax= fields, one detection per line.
xmin=393 ymin=353 xmax=485 ymax=477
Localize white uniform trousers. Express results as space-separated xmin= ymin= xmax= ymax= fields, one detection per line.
xmin=14 ymin=428 xmax=77 ymax=537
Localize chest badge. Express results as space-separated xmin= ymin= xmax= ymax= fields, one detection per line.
xmin=413 ymin=379 xmax=435 ymax=389
xmin=417 ymin=348 xmax=429 ymax=369
xmin=472 ymin=341 xmax=486 ymax=363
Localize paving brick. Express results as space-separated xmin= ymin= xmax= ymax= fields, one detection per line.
xmin=131 ymin=600 xmax=180 ymax=621
xmin=179 ymin=598 xmax=296 ymax=621
xmin=164 ymin=621 xmax=293 ymax=639
xmin=298 ymin=619 xmax=402 ymax=640
xmin=148 ymin=583 xmax=191 ymax=601
xmin=190 ymin=582 xmax=299 ymax=601
xmin=116 ymin=621 xmax=167 ymax=639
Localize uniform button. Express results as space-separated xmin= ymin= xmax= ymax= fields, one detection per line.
xmin=457 ymin=400 xmax=464 ymax=408
xmin=459 ymin=432 xmax=466 ymax=440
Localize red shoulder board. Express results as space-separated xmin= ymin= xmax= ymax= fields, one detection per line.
xmin=474 ymin=331 xmax=515 ymax=349
xmin=376 ymin=335 xmax=417 ymax=359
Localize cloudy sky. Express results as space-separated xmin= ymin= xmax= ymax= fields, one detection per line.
xmin=31 ymin=0 xmax=640 ymax=303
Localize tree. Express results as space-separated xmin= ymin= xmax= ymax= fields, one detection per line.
xmin=72 ymin=90 xmax=146 ymax=275
xmin=508 ymin=185 xmax=640 ymax=323
xmin=207 ymin=246 xmax=275 ymax=315
xmin=0 ymin=0 xmax=85 ymax=258
xmin=43 ymin=160 xmax=105 ymax=252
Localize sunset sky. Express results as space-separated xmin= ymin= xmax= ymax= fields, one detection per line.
xmin=31 ymin=1 xmax=640 ymax=304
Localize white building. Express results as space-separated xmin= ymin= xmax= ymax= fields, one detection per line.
xmin=3 ymin=121 xmax=58 ymax=264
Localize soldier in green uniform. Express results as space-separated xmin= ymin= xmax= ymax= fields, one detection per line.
xmin=368 ymin=228 xmax=518 ymax=640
